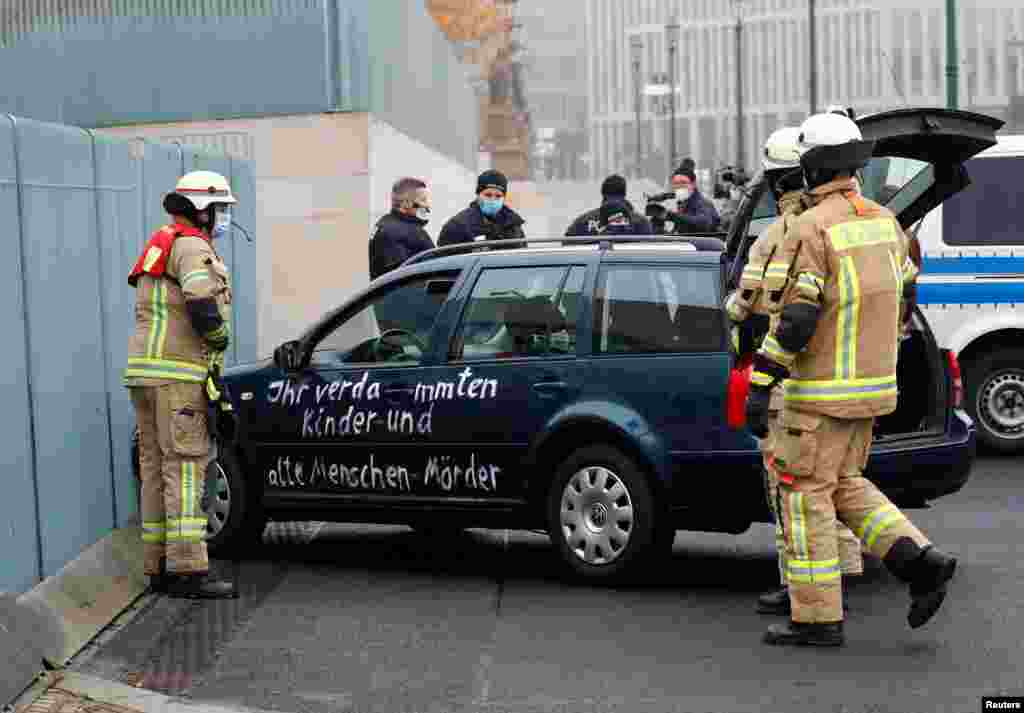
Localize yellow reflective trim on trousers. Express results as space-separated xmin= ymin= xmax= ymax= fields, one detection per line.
xmin=787 ymin=557 xmax=841 ymax=583
xmin=751 ymin=371 xmax=775 ymax=387
xmin=828 ymin=218 xmax=899 ymax=252
xmin=835 ymin=256 xmax=861 ymax=380
xmin=787 ymin=491 xmax=808 ymax=561
xmin=858 ymin=505 xmax=905 ymax=550
xmin=181 ymin=462 xmax=195 ymax=518
xmin=855 ymin=504 xmax=898 ymax=540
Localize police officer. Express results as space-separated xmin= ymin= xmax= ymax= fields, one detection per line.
xmin=369 ymin=177 xmax=435 ymax=280
xmin=565 ymin=174 xmax=652 ymax=236
xmin=125 ymin=171 xmax=238 ymax=600
xmin=438 ymin=170 xmax=526 ymax=247
xmin=724 ymin=127 xmax=865 ymax=618
xmin=746 ymin=113 xmax=956 ymax=647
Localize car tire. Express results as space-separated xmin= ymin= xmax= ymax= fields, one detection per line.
xmin=546 ymin=444 xmax=670 ymax=582
xmin=964 ymin=347 xmax=1024 ymax=455
xmin=205 ymin=446 xmax=266 ymax=558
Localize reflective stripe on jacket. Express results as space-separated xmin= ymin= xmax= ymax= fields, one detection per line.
xmin=756 ymin=178 xmax=916 ymax=419
xmin=125 ymin=226 xmax=231 ymax=386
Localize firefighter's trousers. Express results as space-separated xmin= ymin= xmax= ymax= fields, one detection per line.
xmin=774 ymin=412 xmax=929 ymax=623
xmin=130 ymin=383 xmax=212 ymax=575
xmin=763 ymin=410 xmax=863 ymax=586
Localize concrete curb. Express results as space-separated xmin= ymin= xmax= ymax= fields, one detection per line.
xmin=8 ymin=673 xmax=274 ymax=713
xmin=2 ymin=528 xmax=147 ymax=708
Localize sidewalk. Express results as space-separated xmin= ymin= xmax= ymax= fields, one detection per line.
xmin=10 ymin=672 xmax=268 ymax=713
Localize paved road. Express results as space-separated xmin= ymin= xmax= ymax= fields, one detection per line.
xmin=71 ymin=457 xmax=1024 ymax=713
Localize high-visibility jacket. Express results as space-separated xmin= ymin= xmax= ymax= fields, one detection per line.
xmin=725 ymin=191 xmax=805 ymax=413
xmin=755 ymin=178 xmax=918 ymax=420
xmin=124 ymin=224 xmax=232 ymax=386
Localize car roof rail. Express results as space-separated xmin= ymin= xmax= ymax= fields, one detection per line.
xmin=400 ymin=234 xmax=725 ymax=269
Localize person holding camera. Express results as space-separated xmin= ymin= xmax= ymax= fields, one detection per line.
xmin=647 ymin=159 xmax=721 ymax=235
xmin=565 ymin=174 xmax=653 ymax=236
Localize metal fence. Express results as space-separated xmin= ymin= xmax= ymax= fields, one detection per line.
xmin=0 ymin=115 xmax=258 ymax=595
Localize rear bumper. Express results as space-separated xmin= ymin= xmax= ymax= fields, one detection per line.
xmin=867 ymin=409 xmax=977 ymax=506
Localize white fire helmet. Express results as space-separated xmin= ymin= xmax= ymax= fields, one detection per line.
xmin=762 ymin=127 xmax=802 ymax=172
xmin=796 ymin=112 xmax=864 ymax=157
xmin=173 ymin=171 xmax=237 ymax=211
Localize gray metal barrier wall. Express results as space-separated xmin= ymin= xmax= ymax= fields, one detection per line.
xmin=0 ymin=115 xmax=257 ymax=595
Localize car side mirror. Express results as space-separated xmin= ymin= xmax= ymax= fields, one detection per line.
xmin=273 ymin=340 xmax=302 ymax=372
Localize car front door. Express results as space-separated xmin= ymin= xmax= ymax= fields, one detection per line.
xmin=408 ymin=261 xmax=592 ymax=503
xmin=249 ymin=271 xmax=462 ymax=501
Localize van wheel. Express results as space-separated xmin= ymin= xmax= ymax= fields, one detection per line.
xmin=205 ymin=447 xmax=266 ymax=558
xmin=546 ymin=445 xmax=669 ymax=582
xmin=965 ymin=347 xmax=1024 ymax=454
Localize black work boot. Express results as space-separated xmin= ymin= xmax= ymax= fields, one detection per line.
xmin=756 ymin=585 xmax=849 ymax=616
xmin=147 ymin=558 xmax=169 ymax=594
xmin=163 ymin=573 xmax=238 ymax=600
xmin=884 ymin=537 xmax=957 ymax=629
xmin=757 ymin=586 xmax=791 ymax=615
xmin=764 ymin=620 xmax=845 ymax=647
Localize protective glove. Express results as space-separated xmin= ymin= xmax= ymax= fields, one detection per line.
xmin=205 ymin=325 xmax=230 ymax=353
xmin=746 ymin=385 xmax=773 ymax=439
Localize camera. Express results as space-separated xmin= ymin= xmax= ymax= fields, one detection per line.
xmin=644 ymin=191 xmax=676 ymax=229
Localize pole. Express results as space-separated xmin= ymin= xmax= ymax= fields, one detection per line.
xmin=667 ymin=20 xmax=680 ymax=176
xmin=809 ymin=0 xmax=818 ymax=114
xmin=736 ymin=14 xmax=745 ymax=171
xmin=631 ymin=40 xmax=643 ymax=179
xmin=633 ymin=58 xmax=642 ymax=178
xmin=946 ymin=0 xmax=959 ymax=109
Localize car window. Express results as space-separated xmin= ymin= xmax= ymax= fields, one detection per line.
xmin=595 ymin=265 xmax=724 ymax=355
xmin=942 ymin=155 xmax=1024 ymax=246
xmin=452 ymin=265 xmax=582 ymax=361
xmin=860 ymin=156 xmax=932 ymax=212
xmin=311 ymin=275 xmax=454 ymax=367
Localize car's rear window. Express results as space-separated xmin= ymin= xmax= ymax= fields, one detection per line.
xmin=594 ymin=265 xmax=724 ymax=355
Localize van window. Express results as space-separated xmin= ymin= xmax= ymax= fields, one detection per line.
xmin=942 ymin=156 xmax=1024 ymax=246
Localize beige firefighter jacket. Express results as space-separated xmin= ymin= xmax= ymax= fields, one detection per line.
xmin=724 ymin=190 xmax=805 ymax=412
xmin=124 ymin=233 xmax=232 ymax=387
xmin=754 ymin=177 xmax=918 ymax=420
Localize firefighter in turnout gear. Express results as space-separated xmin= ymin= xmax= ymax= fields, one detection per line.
xmin=725 ymin=127 xmax=865 ymax=618
xmin=125 ymin=170 xmax=238 ymax=600
xmin=745 ymin=113 xmax=957 ymax=647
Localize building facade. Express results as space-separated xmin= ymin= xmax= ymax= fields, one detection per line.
xmin=584 ymin=0 xmax=1024 ymax=182
xmin=516 ymin=0 xmax=589 ymax=180
xmin=0 ymin=0 xmax=480 ymax=357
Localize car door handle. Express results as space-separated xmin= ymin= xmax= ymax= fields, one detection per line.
xmin=533 ymin=380 xmax=569 ymax=396
xmin=383 ymin=385 xmax=414 ymax=403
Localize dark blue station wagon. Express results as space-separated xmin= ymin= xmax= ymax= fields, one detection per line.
xmin=186 ymin=107 xmax=993 ymax=582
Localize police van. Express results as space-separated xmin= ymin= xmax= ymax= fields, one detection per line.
xmin=912 ymin=135 xmax=1024 ymax=454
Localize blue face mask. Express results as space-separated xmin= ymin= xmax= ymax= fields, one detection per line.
xmin=211 ymin=206 xmax=232 ymax=240
xmin=479 ymin=197 xmax=504 ymax=217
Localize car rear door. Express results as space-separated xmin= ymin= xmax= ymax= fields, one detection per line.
xmin=856 ymin=108 xmax=1004 ymax=228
